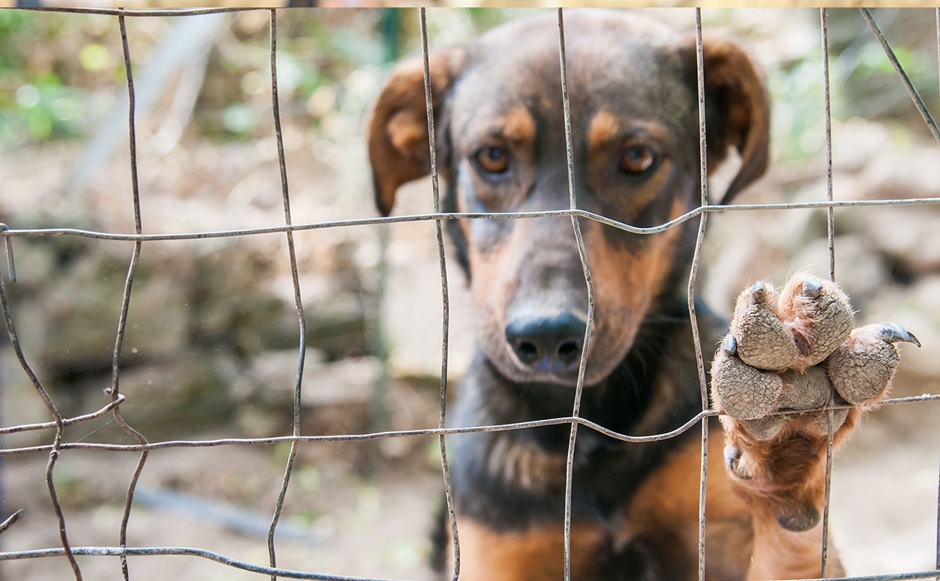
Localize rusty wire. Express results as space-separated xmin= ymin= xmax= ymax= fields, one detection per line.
xmin=821 ymin=7 xmax=836 ymax=577
xmin=266 ymin=10 xmax=309 ymax=581
xmin=689 ymin=9 xmax=712 ymax=581
xmin=860 ymin=8 xmax=940 ymax=146
xmin=935 ymin=10 xmax=940 ymax=580
xmin=555 ymin=10 xmax=597 ymax=581
xmin=1 ymin=6 xmax=939 ymax=581
xmin=111 ymin=14 xmax=151 ymax=581
xmin=1 ymin=197 xmax=938 ymax=244
xmin=1 ymin=393 xmax=938 ymax=456
xmin=417 ymin=8 xmax=460 ymax=581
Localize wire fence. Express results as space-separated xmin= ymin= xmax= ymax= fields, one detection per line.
xmin=0 ymin=6 xmax=940 ymax=581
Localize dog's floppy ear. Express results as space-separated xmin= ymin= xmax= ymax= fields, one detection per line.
xmin=683 ymin=35 xmax=771 ymax=204
xmin=368 ymin=49 xmax=466 ymax=216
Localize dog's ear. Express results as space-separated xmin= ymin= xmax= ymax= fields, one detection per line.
xmin=368 ymin=49 xmax=466 ymax=216
xmin=683 ymin=35 xmax=771 ymax=204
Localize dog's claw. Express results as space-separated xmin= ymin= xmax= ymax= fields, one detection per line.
xmin=723 ymin=444 xmax=752 ymax=480
xmin=721 ymin=334 xmax=737 ymax=356
xmin=877 ymin=322 xmax=921 ymax=347
xmin=801 ymin=277 xmax=823 ymax=299
xmin=748 ymin=280 xmax=769 ymax=304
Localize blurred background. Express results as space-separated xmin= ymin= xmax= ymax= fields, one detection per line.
xmin=0 ymin=7 xmax=939 ymax=580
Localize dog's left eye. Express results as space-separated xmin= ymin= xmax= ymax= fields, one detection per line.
xmin=620 ymin=145 xmax=657 ymax=175
xmin=474 ymin=146 xmax=510 ymax=174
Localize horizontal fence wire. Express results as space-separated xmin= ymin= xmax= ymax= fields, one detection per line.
xmin=0 ymin=197 xmax=939 ymax=242
xmin=0 ymin=6 xmax=939 ymax=581
xmin=2 ymin=394 xmax=940 ymax=455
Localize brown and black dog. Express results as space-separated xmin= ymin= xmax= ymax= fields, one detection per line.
xmin=367 ymin=10 xmax=916 ymax=580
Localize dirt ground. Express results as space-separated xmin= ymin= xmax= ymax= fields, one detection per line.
xmin=3 ymin=381 xmax=940 ymax=581
xmin=1 ymin=438 xmax=441 ymax=580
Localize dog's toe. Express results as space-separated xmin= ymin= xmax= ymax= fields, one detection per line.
xmin=779 ymin=275 xmax=854 ymax=368
xmin=776 ymin=503 xmax=820 ymax=533
xmin=732 ymin=281 xmax=799 ymax=371
xmin=804 ymin=405 xmax=850 ymax=436
xmin=740 ymin=414 xmax=789 ymax=440
xmin=778 ymin=367 xmax=831 ymax=411
xmin=827 ymin=322 xmax=921 ymax=405
xmin=712 ymin=337 xmax=783 ymax=420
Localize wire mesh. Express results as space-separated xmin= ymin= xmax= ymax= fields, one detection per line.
xmin=0 ymin=6 xmax=938 ymax=581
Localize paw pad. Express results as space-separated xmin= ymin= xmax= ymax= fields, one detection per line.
xmin=711 ymin=274 xmax=918 ymax=439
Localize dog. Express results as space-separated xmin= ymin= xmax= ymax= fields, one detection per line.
xmin=367 ymin=10 xmax=917 ymax=580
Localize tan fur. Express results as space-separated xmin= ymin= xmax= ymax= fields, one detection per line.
xmin=586 ymin=110 xmax=623 ymax=149
xmin=721 ymin=408 xmax=859 ymax=574
xmin=451 ymin=520 xmax=608 ymax=581
xmin=626 ymin=432 xmax=753 ymax=580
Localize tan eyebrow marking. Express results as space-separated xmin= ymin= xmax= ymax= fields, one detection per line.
xmin=501 ymin=106 xmax=536 ymax=143
xmin=587 ymin=110 xmax=622 ymax=151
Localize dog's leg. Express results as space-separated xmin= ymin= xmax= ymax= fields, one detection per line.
xmin=711 ymin=273 xmax=918 ymax=579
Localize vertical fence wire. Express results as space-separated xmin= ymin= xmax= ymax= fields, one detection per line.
xmin=820 ymin=8 xmax=836 ymax=578
xmin=417 ymin=9 xmax=460 ymax=580
xmin=555 ymin=10 xmax=598 ymax=581
xmin=860 ymin=9 xmax=940 ymax=146
xmin=111 ymin=13 xmax=151 ymax=581
xmin=0 ymin=241 xmax=81 ymax=581
xmin=935 ymin=11 xmax=940 ymax=581
xmin=266 ymin=10 xmax=309 ymax=580
xmin=688 ymin=10 xmax=711 ymax=581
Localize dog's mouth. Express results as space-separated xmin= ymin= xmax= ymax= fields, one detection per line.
xmin=500 ymin=352 xmax=620 ymax=388
xmin=514 ymin=348 xmax=584 ymax=384
xmin=495 ymin=334 xmax=632 ymax=388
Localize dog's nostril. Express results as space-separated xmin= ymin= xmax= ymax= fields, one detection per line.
xmin=517 ymin=341 xmax=539 ymax=363
xmin=557 ymin=340 xmax=581 ymax=362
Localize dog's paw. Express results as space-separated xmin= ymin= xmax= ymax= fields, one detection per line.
xmin=711 ymin=273 xmax=919 ymax=531
xmin=712 ymin=274 xmax=918 ymax=439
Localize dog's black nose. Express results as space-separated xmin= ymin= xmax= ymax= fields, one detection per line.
xmin=505 ymin=312 xmax=587 ymax=373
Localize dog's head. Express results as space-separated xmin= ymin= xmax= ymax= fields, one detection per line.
xmin=368 ymin=11 xmax=769 ymax=388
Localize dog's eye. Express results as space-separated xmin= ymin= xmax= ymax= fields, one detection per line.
xmin=474 ymin=146 xmax=509 ymax=174
xmin=620 ymin=145 xmax=656 ymax=175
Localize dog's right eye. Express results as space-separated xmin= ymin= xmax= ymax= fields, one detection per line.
xmin=474 ymin=146 xmax=510 ymax=174
xmin=620 ymin=144 xmax=657 ymax=175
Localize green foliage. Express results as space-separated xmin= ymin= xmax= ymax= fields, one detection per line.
xmin=1 ymin=9 xmax=936 ymax=154
xmin=0 ymin=12 xmax=108 ymax=150
xmin=3 ymin=74 xmax=90 ymax=144
xmin=768 ymin=9 xmax=940 ymax=163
